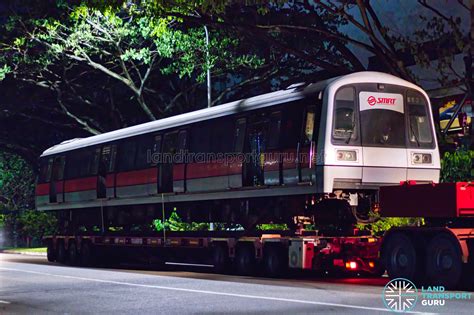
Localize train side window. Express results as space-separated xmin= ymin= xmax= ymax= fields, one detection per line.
xmin=190 ymin=122 xmax=211 ymax=154
xmin=136 ymin=135 xmax=153 ymax=169
xmin=407 ymin=90 xmax=434 ymax=148
xmin=333 ymin=87 xmax=358 ymax=144
xmin=39 ymin=157 xmax=53 ymax=183
xmin=100 ymin=145 xmax=117 ymax=174
xmin=212 ymin=118 xmax=232 ymax=154
xmin=150 ymin=135 xmax=162 ymax=166
xmin=234 ymin=118 xmax=247 ymax=153
xmin=163 ymin=132 xmax=178 ymax=162
xmin=267 ymin=112 xmax=282 ymax=149
xmin=281 ymin=102 xmax=304 ymax=148
xmin=52 ymin=156 xmax=65 ymax=181
xmin=117 ymin=140 xmax=137 ymax=171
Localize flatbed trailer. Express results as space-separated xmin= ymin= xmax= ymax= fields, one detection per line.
xmin=44 ymin=231 xmax=382 ymax=277
xmin=44 ymin=182 xmax=474 ymax=289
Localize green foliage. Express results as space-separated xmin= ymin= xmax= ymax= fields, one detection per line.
xmin=0 ymin=153 xmax=35 ymax=212
xmin=153 ymin=209 xmax=209 ymax=232
xmin=357 ymin=217 xmax=423 ymax=236
xmin=17 ymin=210 xmax=58 ymax=240
xmin=256 ymin=224 xmax=288 ymax=231
xmin=440 ymin=149 xmax=473 ymax=182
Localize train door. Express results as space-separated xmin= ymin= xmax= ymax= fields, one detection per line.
xmin=174 ymin=130 xmax=188 ymax=193
xmin=97 ymin=145 xmax=116 ymax=199
xmin=150 ymin=134 xmax=162 ymax=195
xmin=243 ymin=115 xmax=268 ymax=186
xmin=49 ymin=156 xmax=65 ymax=203
xmin=229 ymin=118 xmax=246 ymax=188
xmin=159 ymin=131 xmax=178 ymax=193
xmin=264 ymin=111 xmax=282 ymax=185
xmin=299 ymin=106 xmax=318 ymax=184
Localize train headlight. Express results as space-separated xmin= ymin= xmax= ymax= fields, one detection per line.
xmin=336 ymin=150 xmax=357 ymax=161
xmin=412 ymin=153 xmax=432 ymax=164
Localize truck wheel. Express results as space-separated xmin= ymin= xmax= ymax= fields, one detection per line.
xmin=263 ymin=246 xmax=287 ymax=277
xmin=80 ymin=241 xmax=94 ymax=267
xmin=234 ymin=244 xmax=256 ymax=275
xmin=47 ymin=241 xmax=56 ymax=262
xmin=425 ymin=234 xmax=462 ymax=289
xmin=212 ymin=244 xmax=230 ymax=273
xmin=383 ymin=232 xmax=423 ymax=283
xmin=57 ymin=241 xmax=67 ymax=264
xmin=68 ymin=241 xmax=79 ymax=266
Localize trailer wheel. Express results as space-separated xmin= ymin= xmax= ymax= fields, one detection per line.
xmin=56 ymin=240 xmax=67 ymax=264
xmin=68 ymin=241 xmax=79 ymax=266
xmin=425 ymin=234 xmax=462 ymax=289
xmin=234 ymin=244 xmax=256 ymax=275
xmin=383 ymin=232 xmax=422 ymax=282
xmin=212 ymin=244 xmax=230 ymax=273
xmin=46 ymin=241 xmax=56 ymax=262
xmin=80 ymin=241 xmax=94 ymax=267
xmin=263 ymin=246 xmax=287 ymax=277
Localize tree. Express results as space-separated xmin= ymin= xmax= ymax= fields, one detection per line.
xmin=0 ymin=1 xmax=264 ymax=162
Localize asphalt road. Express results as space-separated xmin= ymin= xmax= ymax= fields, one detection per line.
xmin=0 ymin=253 xmax=473 ymax=314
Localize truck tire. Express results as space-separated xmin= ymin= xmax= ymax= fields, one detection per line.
xmin=68 ymin=241 xmax=79 ymax=266
xmin=425 ymin=234 xmax=462 ymax=289
xmin=383 ymin=232 xmax=423 ymax=283
xmin=57 ymin=241 xmax=67 ymax=264
xmin=263 ymin=246 xmax=287 ymax=277
xmin=234 ymin=244 xmax=256 ymax=275
xmin=212 ymin=244 xmax=230 ymax=274
xmin=80 ymin=241 xmax=94 ymax=267
xmin=46 ymin=241 xmax=56 ymax=262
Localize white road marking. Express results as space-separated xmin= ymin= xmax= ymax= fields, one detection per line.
xmin=0 ymin=300 xmax=11 ymax=304
xmin=0 ymin=267 xmax=434 ymax=314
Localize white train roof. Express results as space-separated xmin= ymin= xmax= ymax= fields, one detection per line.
xmin=41 ymin=71 xmax=421 ymax=157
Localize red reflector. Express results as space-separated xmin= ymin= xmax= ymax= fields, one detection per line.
xmin=333 ymin=259 xmax=344 ymax=267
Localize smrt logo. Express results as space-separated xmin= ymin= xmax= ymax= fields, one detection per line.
xmin=367 ymin=96 xmax=396 ymax=106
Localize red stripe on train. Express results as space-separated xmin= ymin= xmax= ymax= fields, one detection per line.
xmin=35 ymin=183 xmax=49 ymax=196
xmin=116 ymin=168 xmax=157 ymax=187
xmin=65 ymin=177 xmax=96 ymax=192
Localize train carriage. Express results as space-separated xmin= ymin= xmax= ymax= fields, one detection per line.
xmin=35 ymin=71 xmax=440 ymax=232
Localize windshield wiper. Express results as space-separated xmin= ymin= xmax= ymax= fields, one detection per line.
xmin=409 ymin=121 xmax=420 ymax=147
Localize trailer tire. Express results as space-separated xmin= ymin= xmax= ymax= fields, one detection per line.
xmin=57 ymin=240 xmax=67 ymax=264
xmin=425 ymin=234 xmax=462 ymax=289
xmin=80 ymin=241 xmax=94 ymax=267
xmin=234 ymin=244 xmax=256 ymax=275
xmin=263 ymin=245 xmax=287 ymax=277
xmin=212 ymin=244 xmax=230 ymax=274
xmin=383 ymin=232 xmax=423 ymax=283
xmin=68 ymin=241 xmax=79 ymax=266
xmin=46 ymin=241 xmax=56 ymax=262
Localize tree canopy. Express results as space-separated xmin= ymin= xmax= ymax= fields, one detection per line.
xmin=0 ymin=0 xmax=471 ymax=165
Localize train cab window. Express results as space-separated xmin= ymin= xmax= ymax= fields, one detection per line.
xmin=39 ymin=158 xmax=53 ymax=183
xmin=234 ymin=118 xmax=246 ymax=153
xmin=267 ymin=112 xmax=282 ymax=149
xmin=117 ymin=140 xmax=137 ymax=171
xmin=333 ymin=87 xmax=358 ymax=145
xmin=407 ymin=91 xmax=434 ymax=148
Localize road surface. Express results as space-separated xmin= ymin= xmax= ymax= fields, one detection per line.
xmin=0 ymin=253 xmax=472 ymax=314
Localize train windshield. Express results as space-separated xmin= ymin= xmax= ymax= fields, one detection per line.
xmin=332 ymin=86 xmax=434 ymax=148
xmin=359 ymin=91 xmax=405 ymax=147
